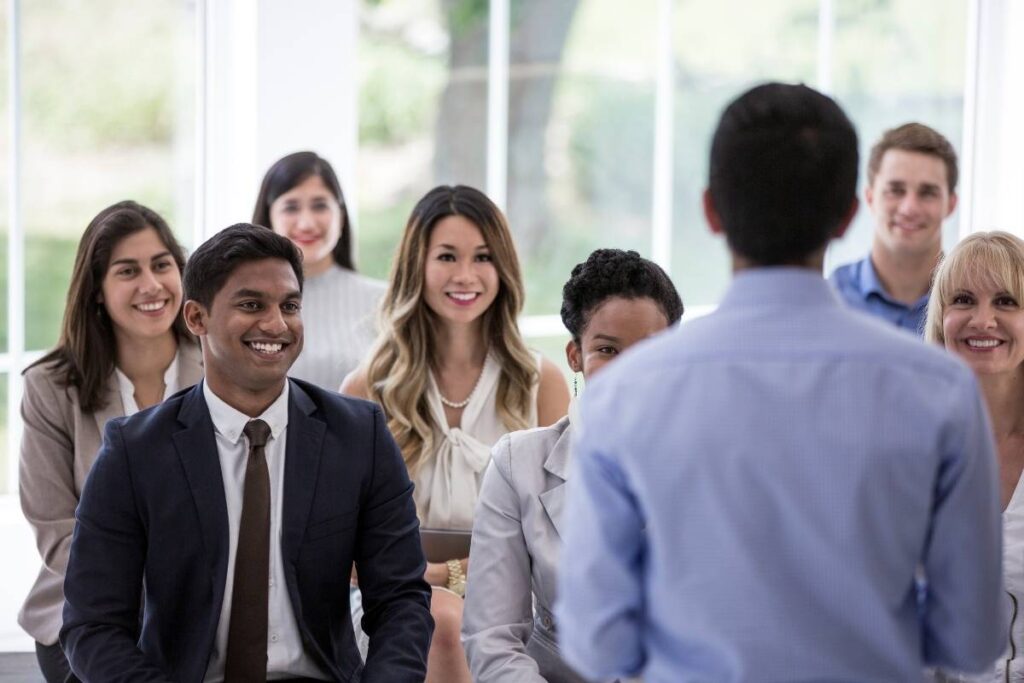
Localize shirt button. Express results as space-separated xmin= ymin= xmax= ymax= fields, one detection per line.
xmin=269 ymin=579 xmax=275 ymax=588
xmin=270 ymin=633 xmax=279 ymax=642
xmin=541 ymin=615 xmax=553 ymax=629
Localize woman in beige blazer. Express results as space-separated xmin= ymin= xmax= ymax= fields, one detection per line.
xmin=462 ymin=249 xmax=684 ymax=682
xmin=18 ymin=201 xmax=203 ymax=682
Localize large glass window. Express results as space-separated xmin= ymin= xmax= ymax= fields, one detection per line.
xmin=826 ymin=0 xmax=968 ymax=272
xmin=356 ymin=0 xmax=968 ymax=328
xmin=21 ymin=0 xmax=197 ymax=351
xmin=356 ymin=0 xmax=490 ymax=279
xmin=510 ymin=0 xmax=658 ymax=317
xmin=672 ymin=1 xmax=818 ymax=307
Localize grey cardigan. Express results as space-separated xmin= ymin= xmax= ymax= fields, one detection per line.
xmin=17 ymin=342 xmax=204 ymax=644
xmin=462 ymin=416 xmax=592 ymax=683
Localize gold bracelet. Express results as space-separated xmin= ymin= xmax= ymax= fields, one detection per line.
xmin=446 ymin=558 xmax=467 ymax=598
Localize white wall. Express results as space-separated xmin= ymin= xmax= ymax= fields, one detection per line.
xmin=199 ymin=0 xmax=359 ymax=242
xmin=959 ymin=0 xmax=1024 ymax=237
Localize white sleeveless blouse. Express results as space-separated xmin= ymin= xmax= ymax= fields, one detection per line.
xmin=412 ymin=352 xmax=539 ymax=530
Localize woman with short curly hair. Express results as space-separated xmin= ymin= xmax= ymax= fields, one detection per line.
xmin=462 ymin=248 xmax=683 ymax=682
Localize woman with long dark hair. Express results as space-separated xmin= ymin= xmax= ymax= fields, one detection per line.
xmin=18 ymin=201 xmax=203 ymax=682
xmin=254 ymin=151 xmax=385 ymax=390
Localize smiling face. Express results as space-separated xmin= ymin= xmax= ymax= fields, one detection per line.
xmin=942 ymin=282 xmax=1024 ymax=377
xmin=100 ymin=227 xmax=183 ymax=345
xmin=567 ymin=296 xmax=670 ymax=380
xmin=268 ymin=174 xmax=343 ymax=276
xmin=422 ymin=215 xmax=500 ymax=327
xmin=868 ymin=149 xmax=957 ymax=259
xmin=185 ymin=258 xmax=303 ymax=402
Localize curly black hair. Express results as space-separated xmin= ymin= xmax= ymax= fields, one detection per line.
xmin=560 ymin=249 xmax=684 ymax=341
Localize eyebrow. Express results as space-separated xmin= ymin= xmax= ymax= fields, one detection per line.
xmin=435 ymin=243 xmax=490 ymax=251
xmin=109 ymin=251 xmax=173 ymax=267
xmin=231 ymin=288 xmax=302 ymax=299
xmin=591 ymin=333 xmax=622 ymax=343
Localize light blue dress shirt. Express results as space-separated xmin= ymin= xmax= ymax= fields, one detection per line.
xmin=829 ymin=255 xmax=929 ymax=335
xmin=555 ymin=268 xmax=1005 ymax=683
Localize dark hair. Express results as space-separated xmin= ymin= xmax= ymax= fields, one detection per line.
xmin=252 ymin=151 xmax=355 ymax=269
xmin=561 ymin=249 xmax=684 ymax=342
xmin=183 ymin=224 xmax=304 ymax=309
xmin=868 ymin=122 xmax=958 ymax=194
xmin=28 ymin=200 xmax=190 ymax=412
xmin=708 ymin=82 xmax=859 ymax=265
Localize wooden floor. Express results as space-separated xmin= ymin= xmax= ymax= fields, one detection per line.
xmin=0 ymin=653 xmax=43 ymax=682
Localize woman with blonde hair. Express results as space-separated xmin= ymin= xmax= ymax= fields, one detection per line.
xmin=343 ymin=184 xmax=569 ymax=682
xmin=926 ymin=230 xmax=1024 ymax=682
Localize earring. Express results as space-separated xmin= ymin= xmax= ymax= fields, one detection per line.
xmin=572 ymin=373 xmax=578 ymax=397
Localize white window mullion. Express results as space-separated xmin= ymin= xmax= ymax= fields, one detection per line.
xmin=958 ymin=0 xmax=982 ymax=237
xmin=651 ymin=0 xmax=675 ymax=271
xmin=816 ymin=0 xmax=835 ymax=94
xmin=486 ymin=0 xmax=510 ymax=211
xmin=7 ymin=0 xmax=25 ymax=491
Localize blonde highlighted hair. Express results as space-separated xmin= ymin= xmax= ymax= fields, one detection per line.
xmin=925 ymin=231 xmax=1024 ymax=344
xmin=366 ymin=185 xmax=537 ymax=473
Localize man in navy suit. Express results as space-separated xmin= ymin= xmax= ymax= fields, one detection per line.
xmin=61 ymin=225 xmax=433 ymax=682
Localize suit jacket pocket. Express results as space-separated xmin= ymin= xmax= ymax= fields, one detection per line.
xmin=305 ymin=509 xmax=358 ymax=541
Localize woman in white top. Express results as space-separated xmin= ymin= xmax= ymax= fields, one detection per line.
xmin=253 ymin=151 xmax=385 ymax=390
xmin=19 ymin=201 xmax=204 ymax=682
xmin=925 ymin=231 xmax=1024 ymax=682
xmin=463 ymin=248 xmax=683 ymax=682
xmin=343 ymin=184 xmax=569 ymax=683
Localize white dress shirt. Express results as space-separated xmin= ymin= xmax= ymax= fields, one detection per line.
xmin=114 ymin=347 xmax=182 ymax=416
xmin=202 ymin=380 xmax=328 ymax=682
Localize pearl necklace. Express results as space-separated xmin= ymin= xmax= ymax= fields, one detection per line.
xmin=437 ymin=366 xmax=484 ymax=410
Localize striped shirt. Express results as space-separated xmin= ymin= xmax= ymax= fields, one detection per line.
xmin=292 ymin=264 xmax=386 ymax=392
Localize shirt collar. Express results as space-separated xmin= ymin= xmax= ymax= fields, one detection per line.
xmin=718 ymin=267 xmax=839 ymax=310
xmin=856 ymin=256 xmax=890 ymax=299
xmin=114 ymin=346 xmax=183 ymax=416
xmin=202 ymin=379 xmax=290 ymax=446
xmin=854 ymin=256 xmax=930 ymax=311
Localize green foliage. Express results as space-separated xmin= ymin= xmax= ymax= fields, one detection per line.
xmin=359 ymin=41 xmax=445 ymax=145
xmin=25 ymin=234 xmax=79 ymax=350
xmin=568 ymin=82 xmax=655 ymax=216
xmin=356 ymin=200 xmax=415 ymax=280
xmin=21 ymin=0 xmax=186 ymax=150
xmin=448 ymin=0 xmax=489 ymax=37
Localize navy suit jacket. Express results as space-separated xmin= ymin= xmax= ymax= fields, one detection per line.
xmin=61 ymin=379 xmax=433 ymax=683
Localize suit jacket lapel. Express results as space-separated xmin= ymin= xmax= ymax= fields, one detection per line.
xmin=539 ymin=422 xmax=573 ymax=540
xmin=92 ymin=373 xmax=125 ymax=437
xmin=282 ymin=380 xmax=326 ymax=565
xmin=172 ymin=384 xmax=229 ymax=585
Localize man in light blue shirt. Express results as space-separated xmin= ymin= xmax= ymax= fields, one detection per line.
xmin=555 ymin=83 xmax=1005 ymax=683
xmin=829 ymin=123 xmax=959 ymax=335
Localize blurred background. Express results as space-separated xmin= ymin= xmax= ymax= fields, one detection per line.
xmin=0 ymin=0 xmax=1021 ymax=650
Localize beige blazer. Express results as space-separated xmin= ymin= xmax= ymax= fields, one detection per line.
xmin=463 ymin=416 xmax=595 ymax=683
xmin=17 ymin=342 xmax=204 ymax=644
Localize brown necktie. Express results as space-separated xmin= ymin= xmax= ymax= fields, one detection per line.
xmin=224 ymin=419 xmax=272 ymax=682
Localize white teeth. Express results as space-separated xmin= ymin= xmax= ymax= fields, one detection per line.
xmin=967 ymin=339 xmax=1002 ymax=348
xmin=249 ymin=342 xmax=283 ymax=354
xmin=135 ymin=301 xmax=166 ymax=312
xmin=448 ymin=293 xmax=477 ymax=301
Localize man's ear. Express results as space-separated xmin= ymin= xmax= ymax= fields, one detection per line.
xmin=183 ymin=300 xmax=208 ymax=337
xmin=565 ymin=339 xmax=582 ymax=374
xmin=833 ymin=197 xmax=860 ymax=240
xmin=703 ymin=189 xmax=724 ymax=236
xmin=946 ymin=191 xmax=959 ymax=218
